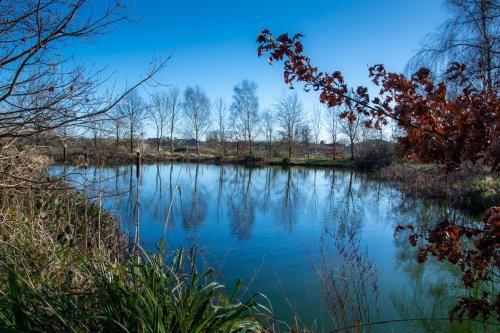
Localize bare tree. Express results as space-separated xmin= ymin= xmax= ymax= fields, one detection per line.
xmin=339 ymin=113 xmax=362 ymax=160
xmin=325 ymin=106 xmax=339 ymax=160
xmin=0 ymin=0 xmax=168 ymax=143
xmin=165 ymin=87 xmax=181 ymax=154
xmin=262 ymin=109 xmax=274 ymax=158
xmin=338 ymin=92 xmax=365 ymax=160
xmin=407 ymin=0 xmax=499 ymax=90
xmin=182 ymin=86 xmax=211 ymax=154
xmin=228 ymin=110 xmax=242 ymax=156
xmin=310 ymin=104 xmax=322 ymax=155
xmin=299 ymin=123 xmax=312 ymax=157
xmin=109 ymin=107 xmax=124 ymax=147
xmin=86 ymin=113 xmax=107 ymax=148
xmin=214 ymin=98 xmax=227 ymax=156
xmin=231 ymin=80 xmax=260 ymax=156
xmin=148 ymin=92 xmax=168 ymax=151
xmin=274 ymin=92 xmax=303 ymax=159
xmin=117 ymin=90 xmax=146 ymax=154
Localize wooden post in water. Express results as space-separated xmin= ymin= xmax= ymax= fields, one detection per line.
xmin=83 ymin=148 xmax=88 ymax=251
xmin=62 ymin=142 xmax=67 ymax=179
xmin=136 ymin=151 xmax=141 ymax=178
xmin=134 ymin=150 xmax=141 ymax=263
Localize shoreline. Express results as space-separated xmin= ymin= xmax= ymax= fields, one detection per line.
xmin=48 ymin=149 xmax=390 ymax=170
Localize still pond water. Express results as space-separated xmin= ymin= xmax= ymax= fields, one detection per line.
xmin=58 ymin=163 xmax=487 ymax=332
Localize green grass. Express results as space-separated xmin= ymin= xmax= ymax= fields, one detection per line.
xmin=0 ymin=149 xmax=273 ymax=332
xmin=0 ymin=247 xmax=270 ymax=333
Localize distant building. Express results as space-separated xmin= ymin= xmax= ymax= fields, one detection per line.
xmin=174 ymin=138 xmax=198 ymax=152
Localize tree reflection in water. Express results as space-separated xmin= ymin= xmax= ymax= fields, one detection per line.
xmin=227 ymin=167 xmax=256 ymax=240
xmin=312 ymin=170 xmax=379 ymax=332
xmin=390 ymin=202 xmax=491 ymax=333
xmin=181 ymin=164 xmax=208 ymax=230
xmin=52 ymin=163 xmax=489 ymax=332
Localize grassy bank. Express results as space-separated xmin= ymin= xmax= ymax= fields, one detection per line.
xmin=379 ymin=162 xmax=499 ymax=214
xmin=43 ymin=145 xmax=390 ymax=170
xmin=0 ymin=149 xmax=271 ymax=332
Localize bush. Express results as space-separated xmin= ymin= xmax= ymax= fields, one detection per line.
xmin=0 ymin=248 xmax=268 ymax=333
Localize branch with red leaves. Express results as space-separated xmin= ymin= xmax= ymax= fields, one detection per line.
xmin=257 ymin=28 xmax=500 ymax=322
xmin=395 ymin=206 xmax=499 ymax=321
xmin=256 ymin=29 xmax=499 ymax=171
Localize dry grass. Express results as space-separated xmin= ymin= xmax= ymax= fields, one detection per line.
xmin=379 ymin=162 xmax=499 ymax=214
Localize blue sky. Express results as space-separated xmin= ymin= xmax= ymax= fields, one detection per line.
xmin=73 ymin=0 xmax=448 ymax=137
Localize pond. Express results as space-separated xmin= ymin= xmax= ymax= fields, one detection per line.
xmin=56 ymin=163 xmax=486 ymax=332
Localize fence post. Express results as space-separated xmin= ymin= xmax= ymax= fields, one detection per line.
xmin=136 ymin=151 xmax=141 ymax=179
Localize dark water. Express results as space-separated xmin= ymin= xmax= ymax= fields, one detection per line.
xmin=56 ymin=163 xmax=488 ymax=332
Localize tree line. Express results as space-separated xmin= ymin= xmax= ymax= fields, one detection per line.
xmin=88 ymin=80 xmax=388 ymax=159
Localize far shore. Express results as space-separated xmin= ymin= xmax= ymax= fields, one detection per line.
xmin=46 ymin=148 xmax=390 ymax=170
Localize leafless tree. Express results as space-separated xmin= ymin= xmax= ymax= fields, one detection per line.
xmin=228 ymin=110 xmax=242 ymax=156
xmin=182 ymin=85 xmax=211 ymax=154
xmin=274 ymin=92 xmax=303 ymax=159
xmin=147 ymin=92 xmax=168 ymax=151
xmin=310 ymin=104 xmax=322 ymax=154
xmin=338 ymin=92 xmax=365 ymax=160
xmin=231 ymin=80 xmax=260 ymax=156
xmin=165 ymin=87 xmax=181 ymax=154
xmin=407 ymin=0 xmax=499 ymax=90
xmin=109 ymin=107 xmax=124 ymax=147
xmin=86 ymin=113 xmax=107 ymax=148
xmin=299 ymin=123 xmax=312 ymax=157
xmin=214 ymin=98 xmax=227 ymax=156
xmin=339 ymin=116 xmax=361 ymax=160
xmin=325 ymin=106 xmax=339 ymax=159
xmin=262 ymin=109 xmax=274 ymax=158
xmin=117 ymin=90 xmax=146 ymax=154
xmin=0 ymin=0 xmax=169 ymax=145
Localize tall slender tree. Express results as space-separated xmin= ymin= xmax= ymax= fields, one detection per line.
xmin=407 ymin=0 xmax=499 ymax=91
xmin=262 ymin=109 xmax=274 ymax=158
xmin=338 ymin=91 xmax=364 ymax=160
xmin=215 ymin=98 xmax=228 ymax=156
xmin=166 ymin=87 xmax=181 ymax=154
xmin=182 ymin=86 xmax=211 ymax=155
xmin=231 ymin=80 xmax=260 ymax=156
xmin=325 ymin=106 xmax=338 ymax=160
xmin=148 ymin=92 xmax=168 ymax=151
xmin=310 ymin=104 xmax=322 ymax=154
xmin=274 ymin=92 xmax=303 ymax=159
xmin=117 ymin=90 xmax=146 ymax=154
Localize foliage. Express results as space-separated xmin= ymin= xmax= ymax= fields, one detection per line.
xmin=0 ymin=149 xmax=270 ymax=332
xmin=256 ymin=28 xmax=499 ymax=322
xmin=256 ymin=30 xmax=498 ymax=171
xmin=0 ymin=248 xmax=269 ymax=333
xmin=395 ymin=207 xmax=499 ymax=322
xmin=380 ymin=163 xmax=499 ymax=214
xmin=231 ymin=80 xmax=260 ymax=156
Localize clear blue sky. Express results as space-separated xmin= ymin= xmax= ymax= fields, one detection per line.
xmin=73 ymin=0 xmax=448 ymax=136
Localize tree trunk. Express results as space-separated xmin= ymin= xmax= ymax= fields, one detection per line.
xmin=170 ymin=129 xmax=174 ymax=154
xmin=130 ymin=129 xmax=133 ymax=154
xmin=350 ymin=138 xmax=354 ymax=160
xmin=480 ymin=0 xmax=493 ymax=90
xmin=268 ymin=136 xmax=272 ymax=158
xmin=288 ymin=138 xmax=292 ymax=159
xmin=332 ymin=135 xmax=336 ymax=160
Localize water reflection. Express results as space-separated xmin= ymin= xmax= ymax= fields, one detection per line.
xmin=53 ymin=163 xmax=480 ymax=332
